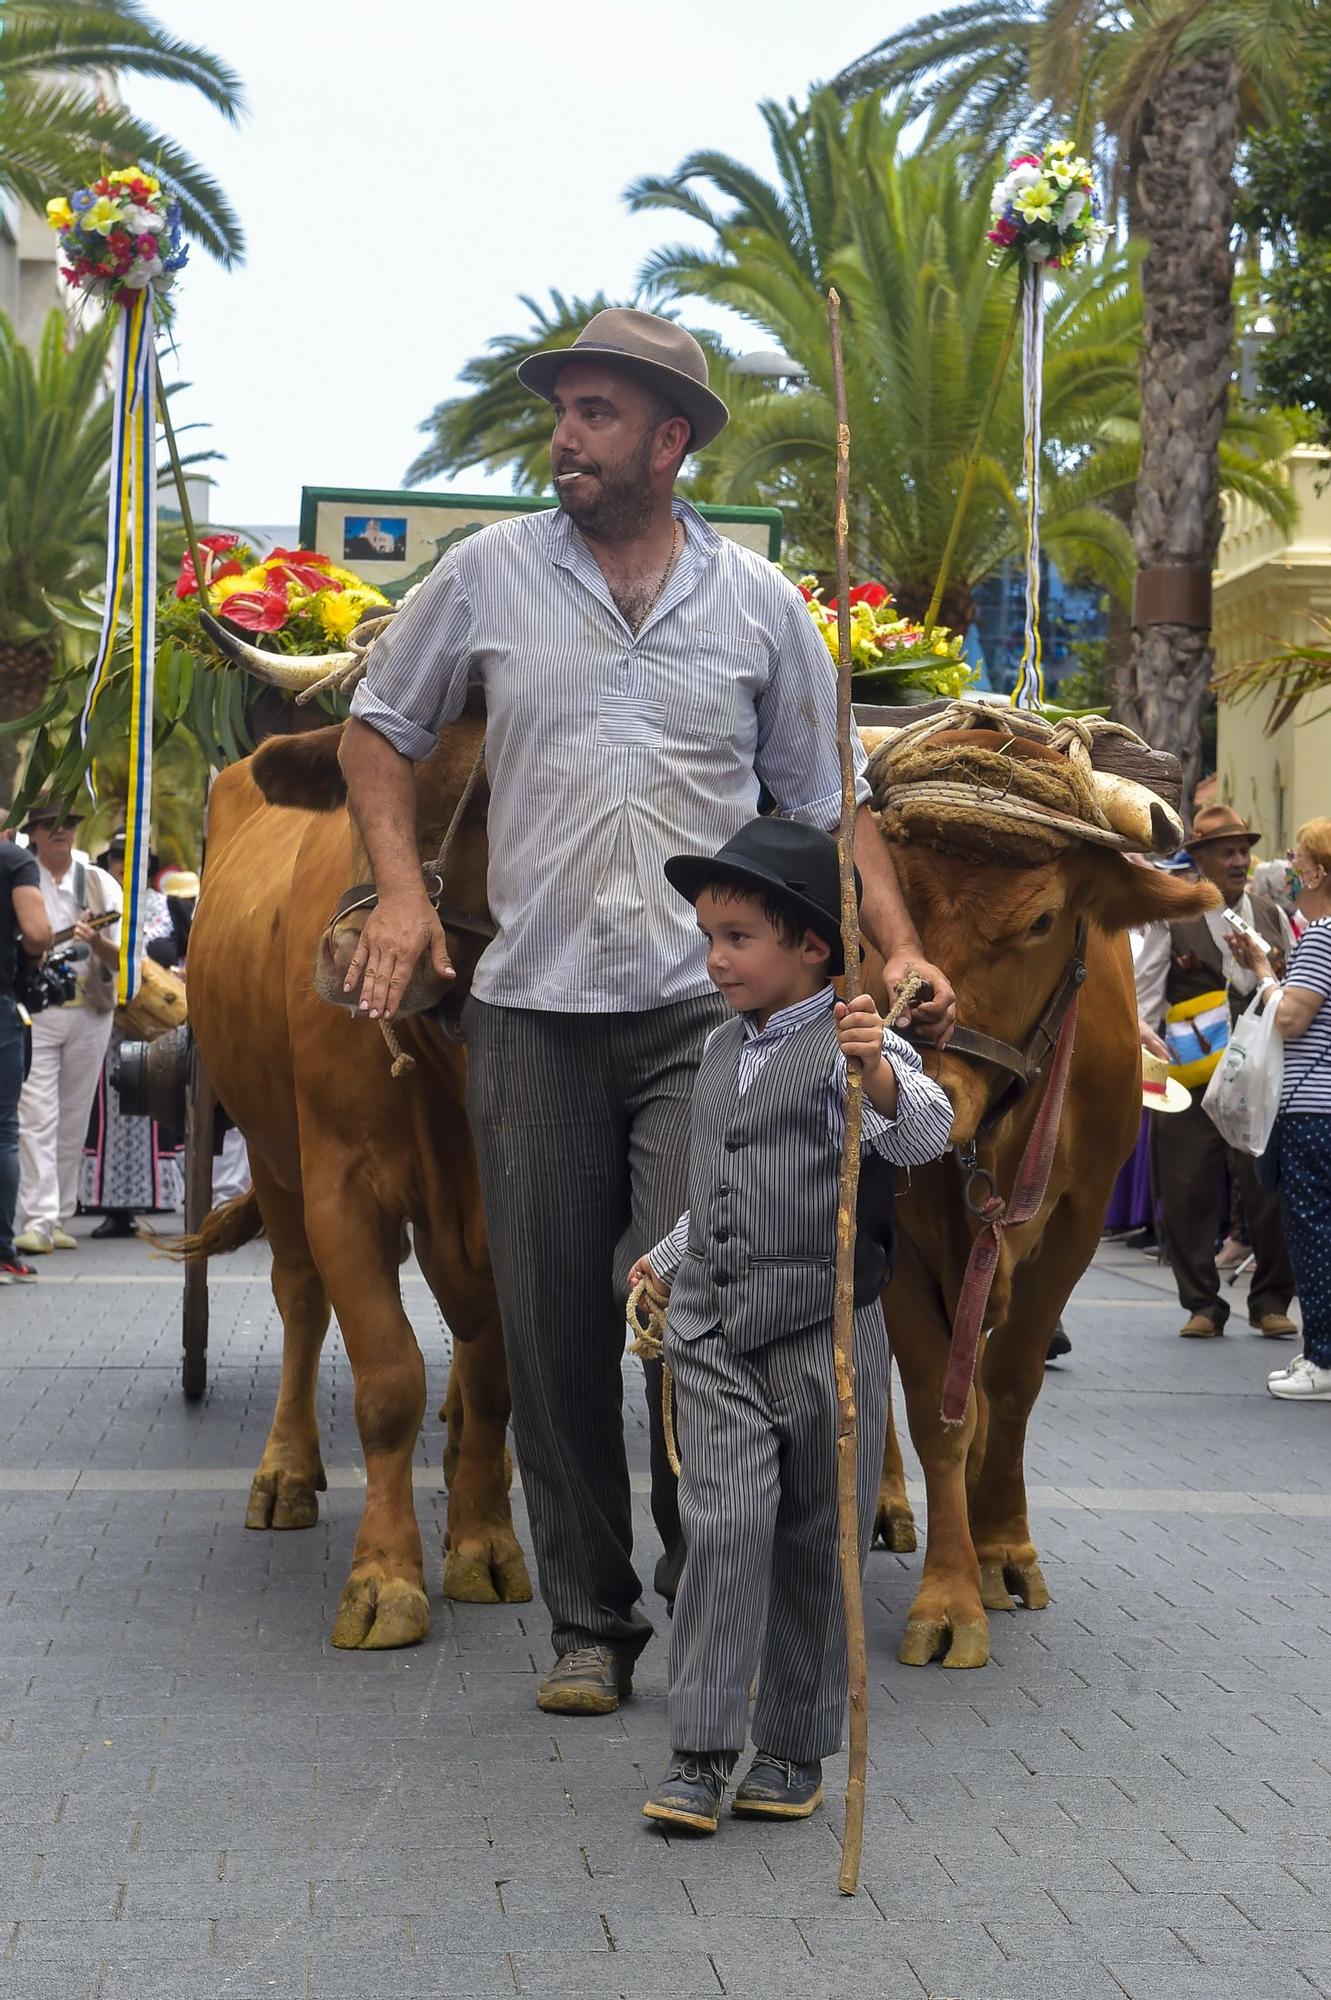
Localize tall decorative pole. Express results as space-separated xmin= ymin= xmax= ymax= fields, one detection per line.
xmin=923 ymin=140 xmax=1106 ymax=699
xmin=46 ymin=167 xmax=192 ymax=1003
xmin=826 ymin=287 xmax=869 ymax=1898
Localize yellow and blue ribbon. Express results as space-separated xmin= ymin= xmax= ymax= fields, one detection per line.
xmin=80 ymin=292 xmax=156 ymax=1004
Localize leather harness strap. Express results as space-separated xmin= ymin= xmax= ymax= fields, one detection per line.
xmin=324 ymin=741 xmax=496 ymax=950
xmin=940 ymin=994 xmax=1081 ymax=1426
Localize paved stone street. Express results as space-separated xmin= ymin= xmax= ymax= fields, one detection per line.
xmin=3 ymin=1223 xmax=1330 ymax=2000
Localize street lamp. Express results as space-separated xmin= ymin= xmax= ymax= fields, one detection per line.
xmin=733 ymin=348 xmax=808 ymax=384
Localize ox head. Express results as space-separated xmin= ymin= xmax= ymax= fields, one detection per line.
xmin=250 ymin=700 xmax=491 ymax=1025
xmin=890 ymin=840 xmax=1218 ymax=1147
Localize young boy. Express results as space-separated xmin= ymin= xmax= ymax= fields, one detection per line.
xmin=629 ymin=817 xmax=953 ymax=1834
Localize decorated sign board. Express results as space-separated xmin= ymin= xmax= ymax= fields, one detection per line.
xmin=299 ymin=488 xmax=782 ymax=601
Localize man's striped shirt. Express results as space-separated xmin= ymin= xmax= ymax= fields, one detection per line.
xmin=350 ymin=499 xmax=868 ymax=1012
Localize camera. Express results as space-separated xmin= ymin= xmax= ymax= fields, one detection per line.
xmin=16 ymin=944 xmax=85 ymax=1015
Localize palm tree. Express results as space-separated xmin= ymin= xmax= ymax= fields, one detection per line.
xmin=0 ymin=0 xmax=246 ymax=265
xmin=629 ymin=93 xmax=1144 ymax=627
xmin=0 ymin=309 xmax=119 ymax=802
xmin=831 ymin=4 xmax=1315 ymax=801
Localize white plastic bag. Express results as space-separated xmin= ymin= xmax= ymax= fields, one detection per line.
xmin=1201 ymin=992 xmax=1284 ymax=1155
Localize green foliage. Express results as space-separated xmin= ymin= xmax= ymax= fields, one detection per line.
xmin=0 ymin=0 xmax=246 ymax=265
xmin=628 ymin=92 xmax=1141 ymax=620
xmin=0 ymin=309 xmax=117 ymax=648
xmin=1241 ymin=24 xmax=1331 ymax=446
xmin=831 ymin=1 xmax=1316 ymax=219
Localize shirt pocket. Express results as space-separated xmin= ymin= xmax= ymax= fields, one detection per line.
xmin=687 ymin=630 xmax=766 ymax=744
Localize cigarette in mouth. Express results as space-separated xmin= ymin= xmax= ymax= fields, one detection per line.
xmin=556 ymin=471 xmax=585 ymax=482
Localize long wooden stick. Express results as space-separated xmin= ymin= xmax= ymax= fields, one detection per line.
xmin=921 ymin=283 xmax=1023 ymax=638
xmin=827 ymin=287 xmax=868 ymax=1898
xmin=155 ymin=353 xmax=212 ymax=613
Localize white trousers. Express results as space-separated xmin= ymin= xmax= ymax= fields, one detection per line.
xmin=19 ymin=1004 xmax=114 ymax=1236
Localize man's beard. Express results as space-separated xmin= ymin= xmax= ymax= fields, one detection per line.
xmin=555 ymin=429 xmax=655 ymax=542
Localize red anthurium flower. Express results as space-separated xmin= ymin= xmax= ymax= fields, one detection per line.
xmin=264 ymin=559 xmax=341 ymax=594
xmin=201 ymin=533 xmax=241 ymax=555
xmin=175 ymin=555 xmax=243 ymax=600
xmin=849 ymin=582 xmax=890 ymax=608
xmin=266 ymin=547 xmax=331 ymax=567
xmin=219 ymin=586 xmax=289 ymax=633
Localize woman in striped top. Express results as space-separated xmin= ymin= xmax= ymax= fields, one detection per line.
xmin=1229 ymin=818 xmax=1331 ymax=1400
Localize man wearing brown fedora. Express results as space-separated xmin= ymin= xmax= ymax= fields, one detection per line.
xmin=337 ymin=305 xmax=955 ymax=1714
xmin=1136 ymin=804 xmax=1297 ymax=1339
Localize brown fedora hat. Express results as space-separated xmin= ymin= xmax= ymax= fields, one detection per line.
xmin=1184 ymin=803 xmax=1261 ymax=851
xmin=516 ymin=308 xmax=730 ymax=451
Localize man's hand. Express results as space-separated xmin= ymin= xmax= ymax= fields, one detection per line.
xmin=1226 ymin=928 xmax=1274 ymax=983
xmin=1138 ymin=1018 xmax=1171 ymax=1062
xmin=344 ymin=890 xmax=453 ymax=1021
xmin=834 ymin=992 xmax=885 ymax=1077
xmin=880 ymin=947 xmax=956 ymax=1046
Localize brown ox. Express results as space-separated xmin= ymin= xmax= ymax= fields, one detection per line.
xmin=872 ymin=839 xmax=1214 ymax=1668
xmin=185 ymin=696 xmax=531 ymax=1649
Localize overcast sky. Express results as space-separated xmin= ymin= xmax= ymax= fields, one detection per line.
xmin=130 ymin=1 xmax=921 ymax=531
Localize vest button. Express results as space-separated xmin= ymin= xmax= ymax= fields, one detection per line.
xmin=716 ymin=1185 xmax=730 ymax=1199
xmin=714 ymin=1272 xmax=730 ymax=1288
xmin=714 ymin=1228 xmax=729 ymax=1243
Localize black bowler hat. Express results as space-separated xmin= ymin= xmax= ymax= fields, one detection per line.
xmin=664 ymin=818 xmax=860 ymax=975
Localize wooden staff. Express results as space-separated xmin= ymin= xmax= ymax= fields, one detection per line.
xmin=826 ymin=287 xmax=869 ymax=1897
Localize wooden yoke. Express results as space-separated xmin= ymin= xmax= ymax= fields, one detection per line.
xmin=827 ymin=288 xmax=869 ymax=1897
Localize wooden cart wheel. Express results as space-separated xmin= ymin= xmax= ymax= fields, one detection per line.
xmin=181 ymin=1039 xmax=216 ymax=1402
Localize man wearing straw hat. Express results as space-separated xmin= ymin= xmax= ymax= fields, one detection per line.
xmin=338 ymin=306 xmax=955 ymax=1715
xmin=1135 ymin=805 xmax=1296 ymax=1339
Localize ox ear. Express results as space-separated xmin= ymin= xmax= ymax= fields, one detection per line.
xmin=1077 ymin=849 xmax=1221 ymax=934
xmin=252 ymin=726 xmax=348 ymax=812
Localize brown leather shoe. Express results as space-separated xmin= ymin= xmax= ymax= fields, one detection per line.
xmin=536 ymin=1644 xmax=633 ymax=1716
xmin=1253 ymin=1312 xmax=1298 ymax=1339
xmin=1180 ymin=1313 xmax=1223 ymax=1338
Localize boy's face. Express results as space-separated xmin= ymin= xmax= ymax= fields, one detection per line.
xmin=695 ymin=886 xmax=831 ymax=1022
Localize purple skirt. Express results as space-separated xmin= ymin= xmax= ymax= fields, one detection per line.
xmin=1104 ymin=1112 xmax=1152 ymax=1232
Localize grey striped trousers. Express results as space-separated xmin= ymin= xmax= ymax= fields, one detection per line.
xmin=461 ymin=992 xmax=726 ymax=1661
xmin=664 ymin=1304 xmax=888 ymax=1762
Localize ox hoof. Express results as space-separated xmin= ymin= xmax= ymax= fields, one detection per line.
xmin=444 ymin=1536 xmax=533 ymax=1605
xmin=874 ymin=1504 xmax=918 ymax=1555
xmin=979 ymin=1556 xmax=1050 ymax=1612
xmin=331 ymin=1575 xmax=430 ymax=1651
xmin=245 ymin=1467 xmax=326 ymax=1532
xmin=898 ymin=1615 xmax=990 ymax=1670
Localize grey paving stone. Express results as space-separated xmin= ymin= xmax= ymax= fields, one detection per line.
xmin=5 ymin=1232 xmax=1331 ymax=2000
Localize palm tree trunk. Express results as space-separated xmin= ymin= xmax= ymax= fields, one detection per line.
xmin=0 ymin=637 xmax=56 ymax=811
xmin=1119 ymin=52 xmax=1241 ymax=812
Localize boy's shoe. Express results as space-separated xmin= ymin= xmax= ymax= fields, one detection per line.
xmin=642 ymin=1753 xmax=734 ymax=1835
xmin=14 ymin=1229 xmax=52 ymax=1255
xmin=731 ymin=1753 xmax=824 ymax=1819
xmin=51 ymin=1227 xmax=77 ymax=1251
xmin=1268 ymin=1357 xmax=1331 ymax=1402
xmin=536 ymin=1645 xmax=633 ymax=1716
xmin=0 ymin=1258 xmax=38 ymax=1284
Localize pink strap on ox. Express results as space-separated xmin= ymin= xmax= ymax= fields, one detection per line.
xmin=940 ymin=997 xmax=1080 ymax=1426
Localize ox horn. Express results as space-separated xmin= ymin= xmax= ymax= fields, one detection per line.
xmin=198 ymin=611 xmax=359 ymax=692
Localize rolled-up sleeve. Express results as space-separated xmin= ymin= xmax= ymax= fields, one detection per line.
xmin=648 ymin=1213 xmax=691 ymax=1287
xmin=348 ymin=551 xmax=476 ymax=763
xmin=756 ymin=594 xmax=870 ymax=831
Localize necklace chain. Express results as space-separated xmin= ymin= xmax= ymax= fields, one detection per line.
xmin=638 ymin=519 xmax=681 ymax=628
